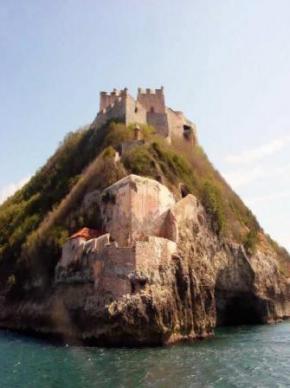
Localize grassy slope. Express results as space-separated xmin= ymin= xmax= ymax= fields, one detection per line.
xmin=0 ymin=121 xmax=289 ymax=294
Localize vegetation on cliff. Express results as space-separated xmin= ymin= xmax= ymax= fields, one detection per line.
xmin=0 ymin=121 xmax=289 ymax=294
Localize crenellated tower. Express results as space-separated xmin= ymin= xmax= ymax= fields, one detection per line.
xmin=94 ymin=87 xmax=196 ymax=143
xmin=136 ymin=87 xmax=166 ymax=114
xmin=99 ymin=88 xmax=128 ymax=111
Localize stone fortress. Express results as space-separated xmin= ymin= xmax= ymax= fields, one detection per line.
xmin=55 ymin=87 xmax=200 ymax=299
xmin=93 ymin=87 xmax=196 ymax=142
xmin=56 ymin=175 xmax=201 ymax=299
xmin=52 ymin=88 xmax=290 ymax=339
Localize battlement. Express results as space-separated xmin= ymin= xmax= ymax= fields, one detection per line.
xmin=99 ymin=88 xmax=128 ymax=111
xmin=137 ymin=87 xmax=164 ymax=95
xmin=94 ymin=87 xmax=196 ymax=143
xmin=100 ymin=88 xmax=128 ymax=97
xmin=137 ymin=86 xmax=166 ymax=114
xmin=98 ymin=96 xmax=123 ymax=115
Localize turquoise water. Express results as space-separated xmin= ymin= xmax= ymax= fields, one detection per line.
xmin=0 ymin=322 xmax=290 ymax=387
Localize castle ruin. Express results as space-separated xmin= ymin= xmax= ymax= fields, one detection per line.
xmin=55 ymin=88 xmax=199 ymax=298
xmin=55 ymin=175 xmax=201 ymax=299
xmin=94 ymin=87 xmax=196 ymax=142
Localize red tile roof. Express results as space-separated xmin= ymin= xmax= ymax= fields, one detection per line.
xmin=69 ymin=227 xmax=102 ymax=240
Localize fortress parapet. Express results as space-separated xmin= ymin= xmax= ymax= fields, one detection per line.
xmin=137 ymin=87 xmax=164 ymax=95
xmin=94 ymin=87 xmax=196 ymax=142
xmin=99 ymin=88 xmax=128 ymax=111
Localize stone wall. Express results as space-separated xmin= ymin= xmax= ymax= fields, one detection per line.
xmin=137 ymin=88 xmax=166 ymax=113
xmin=55 ymin=179 xmax=204 ymax=300
xmin=95 ymin=93 xmax=149 ymax=131
xmin=56 ymin=236 xmax=177 ymax=299
xmin=94 ymin=88 xmax=197 ymax=144
xmin=92 ymin=236 xmax=176 ymax=299
xmin=94 ymin=97 xmax=126 ymax=129
xmin=55 ymin=234 xmax=110 ymax=284
xmin=56 ymin=181 xmax=203 ymax=300
xmin=100 ymin=175 xmax=175 ymax=246
xmin=95 ymin=244 xmax=136 ymax=298
xmin=125 ymin=95 xmax=147 ymax=126
xmin=146 ymin=112 xmax=169 ymax=138
xmin=136 ymin=88 xmax=170 ymax=137
xmin=135 ymin=236 xmax=177 ymax=272
xmin=58 ymin=237 xmax=87 ymax=268
xmin=167 ymin=108 xmax=196 ymax=140
xmin=99 ymin=89 xmax=128 ymax=111
xmin=100 ymin=237 xmax=176 ymax=298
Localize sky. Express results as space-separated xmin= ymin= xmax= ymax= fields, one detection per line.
xmin=0 ymin=0 xmax=290 ymax=250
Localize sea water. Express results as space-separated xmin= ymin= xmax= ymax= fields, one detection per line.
xmin=0 ymin=322 xmax=290 ymax=387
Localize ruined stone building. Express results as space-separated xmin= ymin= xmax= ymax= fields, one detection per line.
xmin=56 ymin=175 xmax=200 ymax=299
xmin=93 ymin=87 xmax=196 ymax=142
xmin=55 ymin=88 xmax=199 ymax=298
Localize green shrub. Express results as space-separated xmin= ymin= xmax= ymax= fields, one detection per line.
xmin=104 ymin=123 xmax=133 ymax=147
xmin=202 ymin=182 xmax=225 ymax=235
xmin=243 ymin=229 xmax=258 ymax=255
xmin=123 ymin=145 xmax=157 ymax=177
xmin=150 ymin=140 xmax=198 ymax=192
xmin=127 ymin=123 xmax=155 ymax=140
xmin=102 ymin=146 xmax=117 ymax=159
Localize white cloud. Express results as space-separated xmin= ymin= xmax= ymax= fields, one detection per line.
xmin=225 ymin=134 xmax=290 ymax=165
xmin=0 ymin=176 xmax=30 ymax=205
xmin=246 ymin=190 xmax=290 ymax=205
xmin=271 ymin=233 xmax=290 ymax=252
xmin=282 ymin=237 xmax=290 ymax=252
xmin=223 ymin=166 xmax=264 ymax=188
xmin=224 ymin=162 xmax=290 ymax=189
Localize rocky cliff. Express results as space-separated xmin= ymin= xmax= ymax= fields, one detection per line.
xmin=0 ymin=121 xmax=289 ymax=346
xmin=0 ymin=175 xmax=289 ymax=346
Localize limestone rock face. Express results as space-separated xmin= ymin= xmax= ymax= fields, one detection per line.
xmin=0 ymin=175 xmax=289 ymax=346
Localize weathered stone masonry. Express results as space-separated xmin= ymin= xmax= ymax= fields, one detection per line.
xmin=55 ymin=175 xmax=199 ymax=299
xmin=93 ymin=87 xmax=196 ymax=143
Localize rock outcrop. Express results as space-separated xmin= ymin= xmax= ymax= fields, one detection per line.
xmin=0 ymin=175 xmax=289 ymax=345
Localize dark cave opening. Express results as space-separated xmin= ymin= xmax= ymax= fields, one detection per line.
xmin=215 ymin=290 xmax=267 ymax=326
